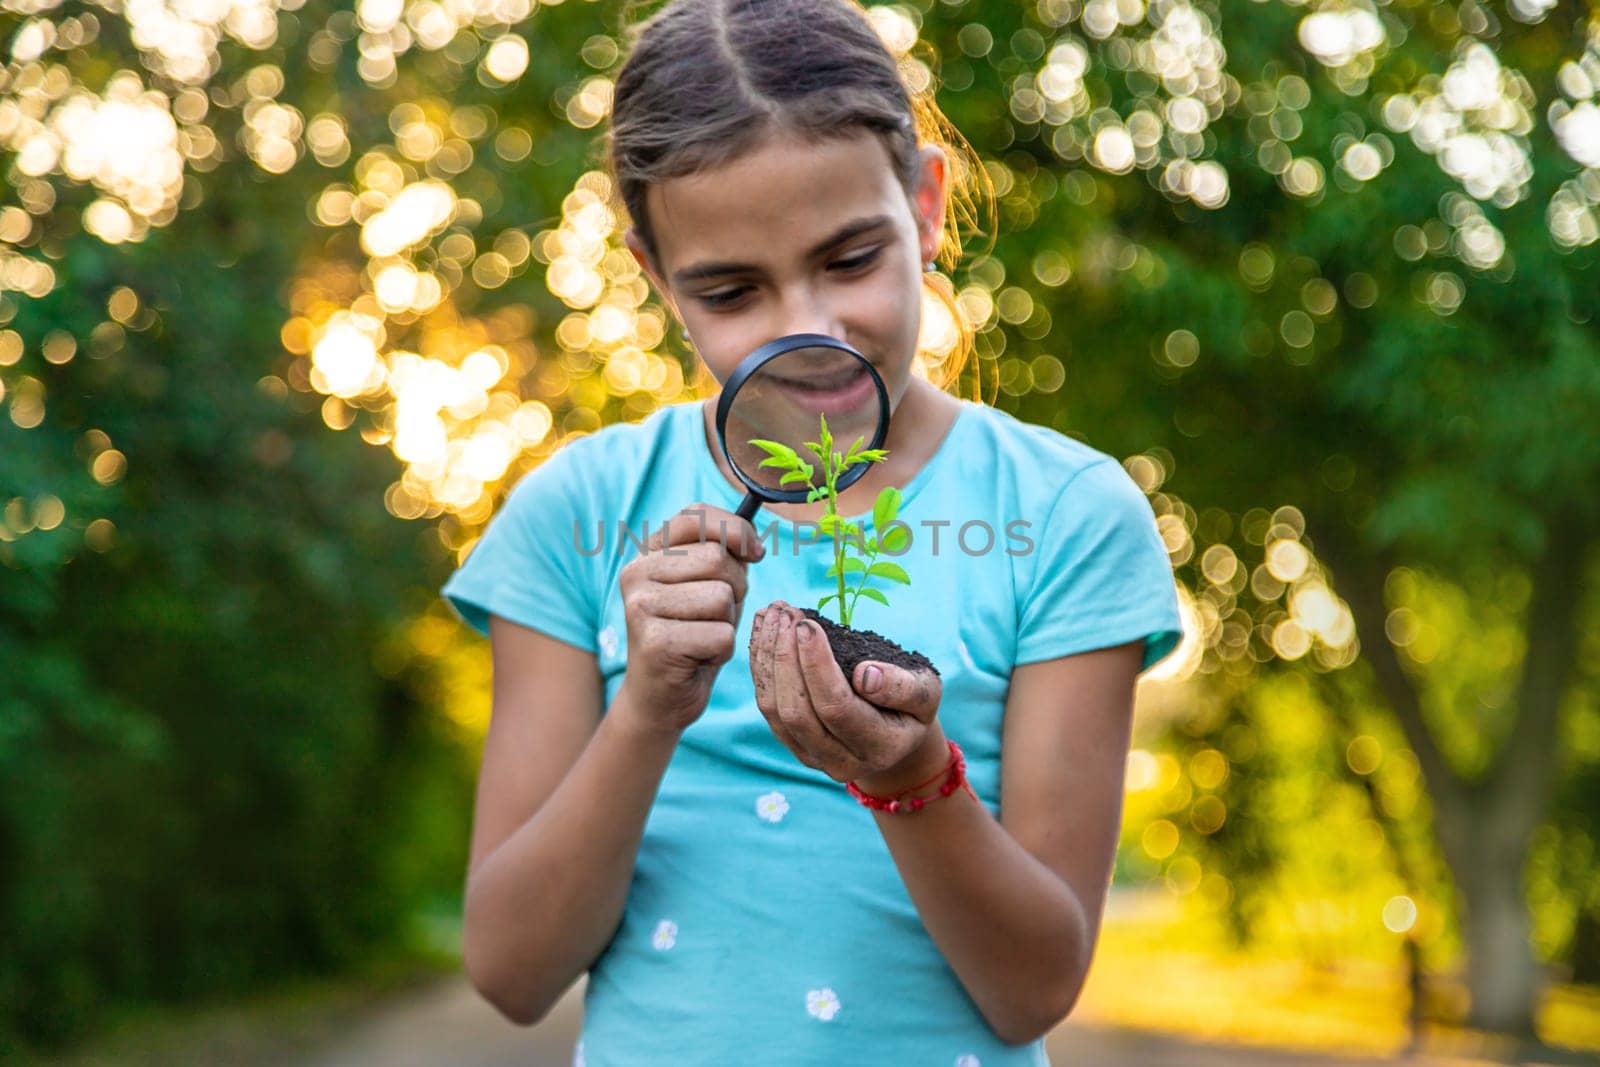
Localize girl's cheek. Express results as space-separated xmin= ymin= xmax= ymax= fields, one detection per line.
xmin=680 ymin=319 xmax=763 ymax=380
xmin=834 ymin=278 xmax=903 ymax=332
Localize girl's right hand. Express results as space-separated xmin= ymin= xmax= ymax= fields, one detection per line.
xmin=614 ymin=504 xmax=767 ymax=735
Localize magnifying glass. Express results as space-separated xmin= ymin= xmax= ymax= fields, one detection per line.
xmin=714 ymin=333 xmax=891 ymax=524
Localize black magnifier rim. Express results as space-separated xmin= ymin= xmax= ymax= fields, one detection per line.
xmin=713 ymin=332 xmax=890 ymax=505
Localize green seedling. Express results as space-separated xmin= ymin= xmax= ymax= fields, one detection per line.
xmin=749 ymin=412 xmax=912 ymax=628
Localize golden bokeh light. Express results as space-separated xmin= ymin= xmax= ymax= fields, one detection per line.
xmin=361 ymin=179 xmax=457 ymax=257
xmin=1125 ymin=748 xmax=1161 ymax=791
xmin=0 ymin=1 xmax=1542 ymax=698
xmin=7 ymin=374 xmax=44 ymax=429
xmin=1189 ymin=747 xmax=1230 ymax=791
xmin=482 ymin=34 xmax=529 ymax=82
xmin=311 ymin=315 xmax=386 ymax=399
xmin=1382 ymin=42 xmax=1536 ymax=209
xmin=84 ymin=517 xmax=116 ymax=552
xmin=91 ymin=448 xmax=127 ymax=485
xmin=1143 ymin=818 xmax=1181 ymax=860
xmin=1381 ymin=894 xmax=1419 ymax=934
xmin=1346 ymin=735 xmax=1383 ymax=776
xmin=32 ymin=493 xmax=64 ymax=531
xmin=2 ymin=11 xmax=1596 ymax=1059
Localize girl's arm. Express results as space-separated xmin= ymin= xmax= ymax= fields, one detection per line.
xmin=462 ymin=505 xmax=759 ymax=1025
xmin=461 ymin=617 xmax=681 ymax=1026
xmin=853 ymin=639 xmax=1145 ymax=1046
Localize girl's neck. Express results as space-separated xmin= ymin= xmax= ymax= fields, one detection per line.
xmin=700 ymin=375 xmax=963 ymax=525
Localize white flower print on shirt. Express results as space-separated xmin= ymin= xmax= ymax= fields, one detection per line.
xmin=806 ymin=987 xmax=841 ymax=1021
xmin=955 ymin=1056 xmax=981 ymax=1067
xmin=598 ymin=625 xmax=619 ymax=660
xmin=651 ymin=920 xmax=677 ymax=951
xmin=755 ymin=791 xmax=790 ymax=823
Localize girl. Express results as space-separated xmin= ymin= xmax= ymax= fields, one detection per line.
xmin=441 ymin=0 xmax=1183 ymax=1063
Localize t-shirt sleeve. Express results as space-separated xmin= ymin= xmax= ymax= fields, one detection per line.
xmin=1014 ymin=457 xmax=1184 ymax=674
xmin=440 ymin=442 xmax=600 ymax=651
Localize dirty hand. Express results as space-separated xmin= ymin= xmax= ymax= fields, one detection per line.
xmin=748 ymin=601 xmax=944 ymax=785
xmin=615 ymin=504 xmax=766 ymax=736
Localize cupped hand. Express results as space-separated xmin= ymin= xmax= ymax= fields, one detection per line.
xmin=748 ymin=600 xmax=943 ymax=785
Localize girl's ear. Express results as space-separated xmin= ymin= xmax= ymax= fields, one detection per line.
xmin=625 ymin=228 xmax=685 ymax=326
xmin=624 ymin=228 xmax=661 ymax=284
xmin=911 ymin=145 xmax=949 ymax=265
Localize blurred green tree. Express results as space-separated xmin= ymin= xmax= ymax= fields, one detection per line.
xmin=3 ymin=0 xmax=1598 ymax=1049
xmin=0 ymin=5 xmax=479 ymax=1054
xmin=923 ymin=0 xmax=1599 ymax=1040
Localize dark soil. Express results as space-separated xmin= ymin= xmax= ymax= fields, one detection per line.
xmin=797 ymin=608 xmax=940 ymax=702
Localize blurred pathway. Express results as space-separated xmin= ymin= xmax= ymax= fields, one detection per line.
xmin=297 ymin=975 xmax=1581 ymax=1067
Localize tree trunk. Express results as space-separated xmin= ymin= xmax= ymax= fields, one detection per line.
xmin=1438 ymin=802 xmax=1540 ymax=1037
xmin=1313 ymin=512 xmax=1592 ymax=1041
xmin=1570 ymin=908 xmax=1600 ymax=985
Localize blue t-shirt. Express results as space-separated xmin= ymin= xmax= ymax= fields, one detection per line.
xmin=441 ymin=396 xmax=1183 ymax=1066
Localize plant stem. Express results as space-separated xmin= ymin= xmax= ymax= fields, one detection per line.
xmin=828 ymin=455 xmax=848 ymax=627
xmin=844 ymin=541 xmax=878 ymax=624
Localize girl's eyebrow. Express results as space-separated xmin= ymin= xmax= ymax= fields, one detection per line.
xmin=670 ymin=215 xmax=893 ymax=285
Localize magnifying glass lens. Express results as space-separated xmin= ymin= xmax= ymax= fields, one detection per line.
xmin=724 ymin=345 xmax=884 ymax=496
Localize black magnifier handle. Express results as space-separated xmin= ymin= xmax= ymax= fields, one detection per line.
xmin=735 ymin=491 xmax=762 ymax=525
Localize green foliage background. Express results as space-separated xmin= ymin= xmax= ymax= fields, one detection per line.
xmin=2 ymin=0 xmax=1598 ymax=1052
xmin=0 ymin=189 xmax=477 ymax=1051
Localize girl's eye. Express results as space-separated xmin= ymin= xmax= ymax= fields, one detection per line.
xmin=831 ymin=247 xmax=882 ymax=273
xmin=697 ymin=287 xmax=749 ymax=309
xmin=694 ymin=248 xmax=882 ymax=311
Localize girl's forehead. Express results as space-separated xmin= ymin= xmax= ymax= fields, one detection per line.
xmin=647 ymin=132 xmax=908 ymax=274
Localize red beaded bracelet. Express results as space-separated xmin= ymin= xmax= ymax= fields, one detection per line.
xmin=846 ymin=740 xmax=977 ymax=813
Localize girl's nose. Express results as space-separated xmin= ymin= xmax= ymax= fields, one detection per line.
xmin=778 ymin=294 xmax=845 ymax=341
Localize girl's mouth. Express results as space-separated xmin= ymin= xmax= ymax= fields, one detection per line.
xmin=773 ymin=368 xmax=860 ymax=390
xmin=769 ymin=363 xmax=876 ymax=414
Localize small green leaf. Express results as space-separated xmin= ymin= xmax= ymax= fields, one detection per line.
xmin=818 ymin=412 xmax=832 ymax=453
xmin=880 ymin=524 xmax=911 ymax=553
xmin=855 ymin=448 xmax=889 ymax=464
xmin=824 ymin=557 xmax=867 ymax=578
xmin=758 ymin=456 xmax=793 ymax=469
xmin=817 ymin=593 xmax=836 ymax=611
xmin=804 ymin=440 xmax=828 ymax=463
xmin=806 ymin=486 xmax=827 ymax=503
xmin=872 ymin=486 xmax=900 ymax=531
xmin=748 ymin=439 xmax=801 ymax=468
xmin=856 ymin=587 xmax=890 ymax=607
xmin=779 ymin=469 xmax=811 ymax=486
xmin=866 ymin=561 xmax=911 ymax=584
xmin=864 ymin=536 xmax=878 ymax=554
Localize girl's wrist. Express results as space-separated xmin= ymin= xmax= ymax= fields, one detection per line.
xmin=851 ymin=722 xmax=950 ymax=797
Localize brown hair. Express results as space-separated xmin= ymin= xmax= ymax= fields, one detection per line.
xmin=604 ymin=0 xmax=993 ymax=397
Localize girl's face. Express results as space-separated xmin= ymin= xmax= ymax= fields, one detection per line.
xmin=627 ymin=130 xmax=947 ymax=413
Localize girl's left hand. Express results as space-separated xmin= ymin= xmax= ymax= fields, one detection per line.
xmin=749 ymin=600 xmax=944 ymax=785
